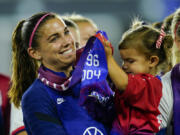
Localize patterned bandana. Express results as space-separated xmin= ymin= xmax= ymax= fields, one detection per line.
xmin=38 ymin=66 xmax=72 ymax=91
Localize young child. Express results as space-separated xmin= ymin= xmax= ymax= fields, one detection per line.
xmin=102 ymin=19 xmax=173 ymax=134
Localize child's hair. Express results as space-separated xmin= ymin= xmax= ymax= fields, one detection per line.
xmin=152 ymin=21 xmax=163 ymax=30
xmin=119 ymin=18 xmax=173 ymax=74
xmin=8 ymin=12 xmax=57 ymax=107
xmin=151 ymin=14 xmax=174 ymax=72
xmin=163 ymin=13 xmax=174 ymax=34
xmin=152 ymin=13 xmax=174 ymax=34
xmin=65 ymin=13 xmax=98 ymax=29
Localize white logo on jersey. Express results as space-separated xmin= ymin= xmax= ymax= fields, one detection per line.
xmin=83 ymin=127 xmax=104 ymax=135
xmin=57 ymin=98 xmax=64 ymax=105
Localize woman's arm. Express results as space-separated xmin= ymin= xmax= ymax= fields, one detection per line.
xmin=10 ymin=103 xmax=27 ymax=135
xmin=16 ymin=131 xmax=27 ymax=135
xmin=21 ymin=84 xmax=67 ymax=135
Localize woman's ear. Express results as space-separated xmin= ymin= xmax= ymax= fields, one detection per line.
xmin=27 ymin=47 xmax=42 ymax=60
xmin=149 ymin=55 xmax=159 ymax=68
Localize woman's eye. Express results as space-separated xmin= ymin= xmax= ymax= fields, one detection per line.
xmin=49 ymin=35 xmax=60 ymax=43
xmin=50 ymin=37 xmax=57 ymax=42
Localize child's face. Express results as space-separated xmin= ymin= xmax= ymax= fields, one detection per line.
xmin=119 ymin=48 xmax=151 ymax=74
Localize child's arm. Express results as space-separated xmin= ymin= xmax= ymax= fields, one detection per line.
xmin=103 ymin=40 xmax=128 ymax=91
xmin=107 ymin=56 xmax=128 ymax=91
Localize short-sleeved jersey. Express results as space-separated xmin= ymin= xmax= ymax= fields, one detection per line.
xmin=159 ymin=71 xmax=173 ymax=128
xmin=0 ymin=74 xmax=10 ymax=135
xmin=113 ymin=74 xmax=162 ymax=134
xmin=10 ymin=103 xmax=26 ymax=135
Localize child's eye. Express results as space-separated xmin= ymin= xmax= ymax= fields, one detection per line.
xmin=65 ymin=30 xmax=70 ymax=35
xmin=128 ymin=59 xmax=135 ymax=63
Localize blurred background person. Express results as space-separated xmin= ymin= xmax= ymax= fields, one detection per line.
xmin=62 ymin=17 xmax=81 ymax=49
xmin=66 ymin=14 xmax=98 ymax=48
xmin=0 ymin=73 xmax=11 ymax=135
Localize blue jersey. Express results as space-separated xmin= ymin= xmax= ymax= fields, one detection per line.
xmin=22 ymin=79 xmax=67 ymax=135
xmin=22 ymin=31 xmax=112 ymax=135
xmin=22 ymin=78 xmax=109 ymax=135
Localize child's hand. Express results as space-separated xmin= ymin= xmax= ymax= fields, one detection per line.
xmin=103 ymin=40 xmax=113 ymax=58
xmin=95 ymin=33 xmax=113 ymax=58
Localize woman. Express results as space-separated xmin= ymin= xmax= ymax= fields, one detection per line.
xmin=67 ymin=14 xmax=98 ymax=48
xmin=159 ymin=8 xmax=180 ymax=135
xmin=8 ymin=12 xmax=109 ymax=135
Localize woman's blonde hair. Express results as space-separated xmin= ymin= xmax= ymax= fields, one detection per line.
xmin=171 ymin=8 xmax=180 ymax=66
xmin=65 ymin=13 xmax=98 ymax=30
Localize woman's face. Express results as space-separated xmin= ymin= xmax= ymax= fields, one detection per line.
xmin=37 ymin=17 xmax=76 ymax=72
xmin=77 ymin=22 xmax=97 ymax=47
xmin=68 ymin=26 xmax=80 ymax=49
xmin=175 ymin=34 xmax=180 ymax=51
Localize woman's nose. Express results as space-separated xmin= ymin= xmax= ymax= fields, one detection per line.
xmin=61 ymin=36 xmax=72 ymax=48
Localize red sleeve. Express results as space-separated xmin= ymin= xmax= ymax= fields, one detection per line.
xmin=0 ymin=74 xmax=11 ymax=135
xmin=11 ymin=126 xmax=25 ymax=135
xmin=115 ymin=74 xmax=162 ymax=112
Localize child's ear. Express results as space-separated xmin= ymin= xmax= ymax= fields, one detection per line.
xmin=27 ymin=47 xmax=42 ymax=60
xmin=149 ymin=56 xmax=159 ymax=68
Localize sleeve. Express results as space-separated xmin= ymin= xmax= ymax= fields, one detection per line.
xmin=10 ymin=104 xmax=26 ymax=135
xmin=21 ymin=86 xmax=67 ymax=135
xmin=115 ymin=74 xmax=162 ymax=112
xmin=159 ymin=71 xmax=173 ymax=128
